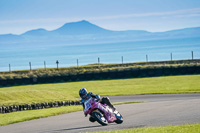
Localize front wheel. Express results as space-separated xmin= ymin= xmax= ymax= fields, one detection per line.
xmin=92 ymin=111 xmax=108 ymax=126
xmin=114 ymin=111 xmax=123 ymax=124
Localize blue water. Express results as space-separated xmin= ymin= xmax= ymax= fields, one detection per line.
xmin=0 ymin=37 xmax=200 ymax=71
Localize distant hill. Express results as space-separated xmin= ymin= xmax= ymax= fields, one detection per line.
xmin=52 ymin=20 xmax=111 ymax=35
xmin=22 ymin=28 xmax=49 ymax=36
xmin=151 ymin=27 xmax=200 ymax=39
xmin=0 ymin=20 xmax=200 ymax=45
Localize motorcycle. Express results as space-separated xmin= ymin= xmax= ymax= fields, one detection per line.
xmin=83 ymin=97 xmax=123 ymax=126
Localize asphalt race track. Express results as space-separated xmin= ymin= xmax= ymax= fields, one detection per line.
xmin=0 ymin=93 xmax=200 ymax=133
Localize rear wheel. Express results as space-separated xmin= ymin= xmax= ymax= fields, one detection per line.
xmin=114 ymin=111 xmax=123 ymax=124
xmin=92 ymin=111 xmax=108 ymax=126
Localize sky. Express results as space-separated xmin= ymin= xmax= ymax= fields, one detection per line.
xmin=0 ymin=0 xmax=200 ymax=35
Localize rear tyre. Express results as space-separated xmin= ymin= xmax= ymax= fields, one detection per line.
xmin=92 ymin=111 xmax=108 ymax=126
xmin=114 ymin=111 xmax=123 ymax=124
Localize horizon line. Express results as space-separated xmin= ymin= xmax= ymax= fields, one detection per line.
xmin=1 ymin=22 xmax=200 ymax=36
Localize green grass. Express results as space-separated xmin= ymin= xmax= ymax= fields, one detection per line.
xmin=0 ymin=101 xmax=142 ymax=126
xmin=93 ymin=124 xmax=200 ymax=133
xmin=0 ymin=75 xmax=199 ymax=129
xmin=0 ymin=74 xmax=200 ymax=106
xmin=0 ymin=105 xmax=82 ymax=126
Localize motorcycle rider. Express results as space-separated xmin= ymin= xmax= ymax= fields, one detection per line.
xmin=79 ymin=88 xmax=116 ymax=122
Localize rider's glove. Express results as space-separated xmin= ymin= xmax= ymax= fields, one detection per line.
xmin=96 ymin=95 xmax=100 ymax=101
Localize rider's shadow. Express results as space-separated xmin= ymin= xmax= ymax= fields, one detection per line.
xmin=51 ymin=125 xmax=102 ymax=132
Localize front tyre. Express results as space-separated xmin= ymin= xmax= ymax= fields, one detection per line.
xmin=114 ymin=111 xmax=123 ymax=124
xmin=92 ymin=111 xmax=108 ymax=126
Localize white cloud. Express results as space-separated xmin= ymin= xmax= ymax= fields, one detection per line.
xmin=88 ymin=8 xmax=200 ymax=20
xmin=0 ymin=18 xmax=80 ymax=24
xmin=0 ymin=8 xmax=200 ymax=25
xmin=0 ymin=8 xmax=200 ymax=34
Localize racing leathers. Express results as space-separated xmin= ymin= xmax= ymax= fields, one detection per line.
xmin=80 ymin=92 xmax=115 ymax=118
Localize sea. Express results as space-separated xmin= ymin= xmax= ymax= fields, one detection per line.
xmin=0 ymin=37 xmax=200 ymax=72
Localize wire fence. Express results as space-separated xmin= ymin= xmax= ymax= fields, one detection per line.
xmin=3 ymin=51 xmax=196 ymax=72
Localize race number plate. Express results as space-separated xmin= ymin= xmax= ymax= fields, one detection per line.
xmin=84 ymin=98 xmax=92 ymax=110
xmin=86 ymin=103 xmax=91 ymax=110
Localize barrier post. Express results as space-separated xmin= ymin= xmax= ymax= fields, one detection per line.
xmin=171 ymin=53 xmax=173 ymax=61
xmin=146 ymin=55 xmax=148 ymax=62
xmin=9 ymin=64 xmax=11 ymax=72
xmin=29 ymin=62 xmax=32 ymax=71
xmin=191 ymin=51 xmax=194 ymax=60
xmin=44 ymin=61 xmax=46 ymax=70
xmin=77 ymin=59 xmax=79 ymax=67
xmin=56 ymin=60 xmax=59 ymax=70
xmin=98 ymin=57 xmax=100 ymax=68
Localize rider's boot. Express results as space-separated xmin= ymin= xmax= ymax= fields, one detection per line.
xmin=112 ymin=106 xmax=116 ymax=111
xmin=109 ymin=104 xmax=116 ymax=111
xmin=102 ymin=97 xmax=116 ymax=111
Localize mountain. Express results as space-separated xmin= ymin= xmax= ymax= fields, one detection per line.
xmin=150 ymin=27 xmax=200 ymax=40
xmin=0 ymin=20 xmax=200 ymax=45
xmin=158 ymin=27 xmax=200 ymax=37
xmin=52 ymin=20 xmax=111 ymax=35
xmin=0 ymin=34 xmax=23 ymax=43
xmin=22 ymin=28 xmax=49 ymax=36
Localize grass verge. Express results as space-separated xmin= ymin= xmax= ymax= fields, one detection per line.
xmin=0 ymin=101 xmax=142 ymax=126
xmin=0 ymin=75 xmax=200 ymax=106
xmin=0 ymin=105 xmax=82 ymax=126
xmin=93 ymin=123 xmax=200 ymax=133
